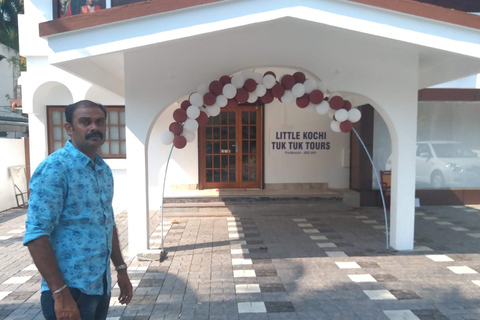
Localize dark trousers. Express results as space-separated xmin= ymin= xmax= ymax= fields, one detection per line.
xmin=40 ymin=288 xmax=110 ymax=320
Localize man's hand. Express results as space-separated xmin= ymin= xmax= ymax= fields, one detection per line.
xmin=117 ymin=270 xmax=133 ymax=305
xmin=53 ymin=289 xmax=81 ymax=320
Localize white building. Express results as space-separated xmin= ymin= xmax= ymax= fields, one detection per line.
xmin=18 ymin=0 xmax=480 ymax=256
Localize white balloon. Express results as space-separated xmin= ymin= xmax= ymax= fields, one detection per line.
xmin=231 ymin=74 xmax=245 ymax=89
xmin=206 ymin=105 xmax=221 ymax=117
xmin=182 ymin=130 xmax=195 ymax=143
xmin=184 ymin=119 xmax=199 ymax=132
xmin=330 ymin=120 xmax=341 ymax=133
xmin=189 ymin=92 xmax=204 ymax=107
xmin=304 ymin=79 xmax=317 ymax=94
xmin=281 ymin=90 xmax=295 ymax=104
xmin=255 ymin=84 xmax=267 ymax=97
xmin=247 ymin=92 xmax=258 ymax=103
xmin=292 ymin=83 xmax=306 ymax=98
xmin=262 ymin=74 xmax=276 ymax=89
xmin=315 ymin=100 xmax=330 ymax=115
xmin=252 ymin=72 xmax=263 ymax=84
xmin=197 ymin=83 xmax=209 ymax=96
xmin=222 ymin=84 xmax=237 ymax=99
xmin=348 ymin=108 xmax=362 ymax=123
xmin=160 ymin=131 xmax=174 ymax=145
xmin=335 ymin=109 xmax=349 ymax=122
xmin=186 ymin=105 xmax=200 ymax=119
xmin=328 ymin=108 xmax=336 ymax=119
xmin=317 ymin=80 xmax=327 ymax=93
xmin=216 ymin=95 xmax=228 ymax=108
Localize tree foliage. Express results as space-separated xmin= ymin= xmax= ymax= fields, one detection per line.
xmin=0 ymin=0 xmax=24 ymax=50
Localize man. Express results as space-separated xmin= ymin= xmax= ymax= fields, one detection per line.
xmin=23 ymin=100 xmax=133 ymax=320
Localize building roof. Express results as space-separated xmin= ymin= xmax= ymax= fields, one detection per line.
xmin=0 ymin=107 xmax=28 ymax=123
xmin=39 ymin=0 xmax=480 ymax=37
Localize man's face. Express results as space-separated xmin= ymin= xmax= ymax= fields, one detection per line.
xmin=65 ymin=105 xmax=106 ymax=155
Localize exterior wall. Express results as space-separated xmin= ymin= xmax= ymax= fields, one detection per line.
xmin=0 ymin=138 xmax=26 ymax=211
xmin=0 ymin=44 xmax=17 ymax=104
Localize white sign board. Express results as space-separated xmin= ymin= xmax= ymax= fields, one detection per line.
xmin=269 ymin=130 xmax=331 ymax=155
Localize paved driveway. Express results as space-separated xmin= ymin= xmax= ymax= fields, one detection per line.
xmin=1 ymin=203 xmax=480 ymax=319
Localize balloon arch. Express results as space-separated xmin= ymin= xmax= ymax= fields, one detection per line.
xmin=155 ymin=70 xmax=389 ymax=258
xmin=160 ymin=71 xmax=362 ymax=149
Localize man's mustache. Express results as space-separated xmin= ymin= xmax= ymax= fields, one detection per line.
xmin=85 ymin=131 xmax=104 ymax=140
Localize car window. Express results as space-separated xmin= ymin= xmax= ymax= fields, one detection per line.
xmin=416 ymin=144 xmax=431 ymax=157
xmin=431 ymin=143 xmax=477 ymax=158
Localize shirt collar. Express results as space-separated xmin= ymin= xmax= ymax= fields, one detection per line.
xmin=65 ymin=141 xmax=106 ymax=168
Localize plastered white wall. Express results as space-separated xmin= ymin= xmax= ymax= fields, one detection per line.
xmin=0 ymin=44 xmax=17 ymax=104
xmin=0 ymin=139 xmax=26 ymax=211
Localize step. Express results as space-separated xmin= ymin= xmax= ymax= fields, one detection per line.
xmin=163 ymin=194 xmax=343 ymax=205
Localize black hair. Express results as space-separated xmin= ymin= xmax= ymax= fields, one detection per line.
xmin=65 ymin=100 xmax=107 ymax=124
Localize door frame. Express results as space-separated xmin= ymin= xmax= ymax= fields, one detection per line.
xmin=198 ymin=102 xmax=264 ymax=190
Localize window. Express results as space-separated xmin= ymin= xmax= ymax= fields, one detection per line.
xmin=47 ymin=106 xmax=126 ymax=158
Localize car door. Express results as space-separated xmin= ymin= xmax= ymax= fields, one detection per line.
xmin=416 ymin=143 xmax=433 ymax=183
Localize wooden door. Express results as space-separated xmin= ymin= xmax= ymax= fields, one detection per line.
xmin=199 ymin=105 xmax=263 ymax=189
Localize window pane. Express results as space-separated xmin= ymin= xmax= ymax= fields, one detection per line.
xmin=109 ymin=111 xmax=118 ymax=125
xmin=101 ymin=143 xmax=110 ymax=154
xmin=120 ymin=141 xmax=126 ymax=155
xmin=53 ymin=141 xmax=63 ymax=151
xmin=120 ymin=127 xmax=126 ymax=139
xmin=119 ymin=111 xmax=125 ymax=125
xmin=52 ymin=111 xmax=62 ymax=125
xmin=110 ymin=127 xmax=119 ymax=139
xmin=111 ymin=141 xmax=120 ymax=155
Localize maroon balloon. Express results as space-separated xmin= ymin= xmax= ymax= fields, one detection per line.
xmin=180 ymin=100 xmax=191 ymax=110
xmin=343 ymin=100 xmax=352 ymax=111
xmin=244 ymin=79 xmax=257 ymax=92
xmin=271 ymin=83 xmax=285 ymax=99
xmin=296 ymin=95 xmax=310 ymax=109
xmin=219 ymin=75 xmax=231 ymax=85
xmin=173 ymin=108 xmax=188 ymax=123
xmin=260 ymin=90 xmax=274 ymax=104
xmin=225 ymin=99 xmax=238 ymax=110
xmin=293 ymin=72 xmax=306 ymax=84
xmin=340 ymin=120 xmax=353 ymax=133
xmin=309 ymin=90 xmax=324 ymax=104
xmin=235 ymin=88 xmax=249 ymax=103
xmin=169 ymin=122 xmax=183 ymax=135
xmin=281 ymin=75 xmax=295 ymax=90
xmin=204 ymin=92 xmax=216 ymax=106
xmin=173 ymin=135 xmax=187 ymax=149
xmin=209 ymin=80 xmax=223 ymax=95
xmin=264 ymin=71 xmax=276 ymax=78
xmin=197 ymin=111 xmax=209 ymax=126
xmin=329 ymin=95 xmax=345 ymax=110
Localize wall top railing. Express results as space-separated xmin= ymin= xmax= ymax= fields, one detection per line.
xmin=54 ymin=0 xmax=144 ymax=19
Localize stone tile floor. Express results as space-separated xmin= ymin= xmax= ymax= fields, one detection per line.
xmin=1 ymin=203 xmax=480 ymax=319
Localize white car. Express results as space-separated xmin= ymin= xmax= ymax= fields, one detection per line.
xmin=386 ymin=141 xmax=480 ymax=189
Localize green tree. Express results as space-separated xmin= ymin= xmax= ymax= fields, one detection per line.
xmin=0 ymin=0 xmax=24 ymax=50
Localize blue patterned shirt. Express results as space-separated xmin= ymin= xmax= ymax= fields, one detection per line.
xmin=24 ymin=141 xmax=115 ymax=295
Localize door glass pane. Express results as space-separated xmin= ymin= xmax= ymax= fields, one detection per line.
xmin=250 ymin=141 xmax=257 ymax=154
xmin=250 ymin=112 xmax=256 ymax=124
xmin=221 ymin=127 xmax=228 ymax=139
xmin=213 ymin=142 xmax=220 ymax=154
xmin=53 ymin=127 xmax=62 ymax=140
xmin=229 ymin=155 xmax=235 ymax=167
xmin=214 ymin=156 xmax=220 ymax=168
xmin=242 ymin=112 xmax=249 ymax=124
xmin=206 ymin=127 xmax=212 ymax=139
xmin=221 ymin=169 xmax=228 ymax=182
xmin=221 ymin=155 xmax=228 ymax=168
xmin=229 ymin=169 xmax=236 ymax=181
xmin=229 ymin=127 xmax=235 ymax=139
xmin=221 ymin=112 xmax=228 ymax=124
xmin=206 ymin=155 xmax=212 ymax=168
xmin=242 ymin=126 xmax=248 ymax=139
xmin=213 ymin=127 xmax=220 ymax=139
xmin=213 ymin=116 xmax=220 ymax=125
xmin=249 ymin=155 xmax=256 ymax=167
xmin=52 ymin=111 xmax=62 ymax=125
xmin=214 ymin=169 xmax=220 ymax=182
xmin=242 ymin=155 xmax=248 ymax=166
xmin=250 ymin=169 xmax=257 ymax=181
xmin=250 ymin=126 xmax=256 ymax=139
xmin=242 ymin=169 xmax=248 ymax=181
xmin=221 ymin=141 xmax=228 ymax=153
xmin=229 ymin=112 xmax=235 ymax=125
xmin=206 ymin=142 xmax=212 ymax=154
xmin=206 ymin=170 xmax=212 ymax=182
xmin=242 ymin=141 xmax=248 ymax=153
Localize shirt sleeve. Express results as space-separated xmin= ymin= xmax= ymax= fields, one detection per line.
xmin=23 ymin=159 xmax=67 ymax=245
